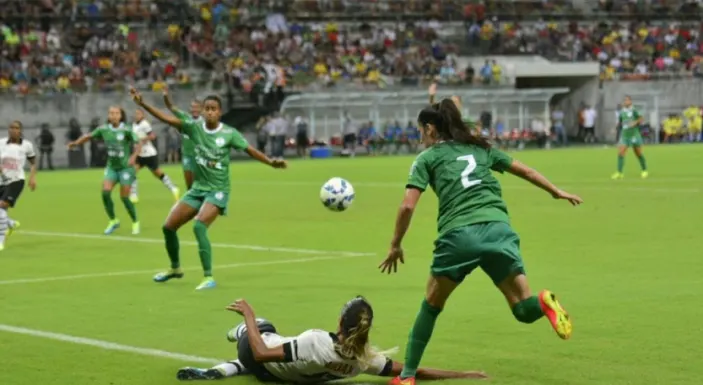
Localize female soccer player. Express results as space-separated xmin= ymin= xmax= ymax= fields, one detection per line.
xmin=130 ymin=87 xmax=286 ymax=290
xmin=612 ymin=95 xmax=648 ymax=179
xmin=379 ymin=99 xmax=582 ymax=385
xmin=129 ymin=108 xmax=180 ymax=203
xmin=177 ymin=296 xmax=486 ymax=382
xmin=0 ymin=120 xmax=37 ymax=250
xmin=68 ymin=107 xmax=142 ymax=235
xmin=163 ymin=86 xmax=202 ymax=190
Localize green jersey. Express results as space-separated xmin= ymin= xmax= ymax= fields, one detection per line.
xmin=179 ymin=117 xmax=249 ymax=192
xmin=91 ymin=124 xmax=140 ymax=169
xmin=173 ymin=109 xmax=200 ymax=157
xmin=618 ymin=106 xmax=642 ymax=138
xmin=407 ymin=142 xmax=514 ymax=235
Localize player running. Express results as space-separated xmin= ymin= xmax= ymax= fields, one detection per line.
xmin=130 ymin=87 xmax=286 ymax=290
xmin=162 ymin=87 xmax=202 ymax=190
xmin=176 ymin=296 xmax=486 ymax=382
xmin=0 ymin=120 xmax=37 ymax=250
xmin=129 ymin=109 xmax=180 ymax=203
xmin=68 ymin=107 xmax=142 ymax=235
xmin=379 ymin=99 xmax=582 ymax=385
xmin=612 ymin=95 xmax=648 ymax=179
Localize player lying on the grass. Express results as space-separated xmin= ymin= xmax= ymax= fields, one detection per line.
xmin=129 ymin=108 xmax=180 ymax=204
xmin=379 ymin=99 xmax=583 ymax=385
xmin=130 ymin=87 xmax=286 ymax=290
xmin=612 ymin=95 xmax=648 ymax=180
xmin=68 ymin=107 xmax=143 ymax=235
xmin=177 ymin=297 xmax=487 ymax=382
xmin=163 ymin=86 xmax=202 ymax=190
xmin=0 ymin=120 xmax=37 ymax=250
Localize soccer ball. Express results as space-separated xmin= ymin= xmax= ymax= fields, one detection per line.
xmin=320 ymin=177 xmax=355 ymax=212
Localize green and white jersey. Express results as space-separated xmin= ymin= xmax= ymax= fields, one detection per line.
xmin=173 ymin=109 xmax=202 ymax=157
xmin=179 ymin=117 xmax=249 ymax=192
xmin=618 ymin=106 xmax=642 ymax=138
xmin=407 ymin=141 xmax=513 ymax=235
xmin=91 ymin=123 xmax=139 ymax=169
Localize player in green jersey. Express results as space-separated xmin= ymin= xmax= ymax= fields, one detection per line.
xmin=163 ymin=86 xmax=201 ymax=190
xmin=379 ymin=99 xmax=583 ymax=385
xmin=130 ymin=87 xmax=287 ymax=290
xmin=612 ymin=95 xmax=648 ymax=179
xmin=68 ymin=107 xmax=142 ymax=235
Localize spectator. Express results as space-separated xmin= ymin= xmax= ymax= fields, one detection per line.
xmin=583 ymin=104 xmax=598 ymax=143
xmin=294 ymin=116 xmax=309 ymax=158
xmin=342 ymin=112 xmax=358 ymax=157
xmin=551 ymin=106 xmax=567 ymax=146
xmin=255 ymin=116 xmax=270 ymax=154
xmin=37 ymin=123 xmax=55 ymax=170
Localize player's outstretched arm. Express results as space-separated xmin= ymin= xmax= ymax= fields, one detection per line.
xmin=162 ymin=86 xmax=177 ymax=112
xmin=226 ymin=299 xmax=286 ymax=363
xmin=244 ymin=146 xmax=287 ymax=169
xmin=506 ymin=160 xmax=583 ymax=206
xmin=130 ymin=87 xmax=183 ymax=130
xmin=67 ymin=133 xmax=92 ymax=148
xmin=380 ymin=360 xmax=487 ymax=380
xmin=379 ymin=187 xmax=422 ymax=274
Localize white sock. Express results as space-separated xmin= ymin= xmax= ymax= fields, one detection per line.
xmin=160 ymin=174 xmax=177 ymax=191
xmin=213 ymin=360 xmax=248 ymax=377
xmin=130 ymin=181 xmax=138 ymax=196
xmin=0 ymin=209 xmax=8 ymax=244
xmin=8 ymin=218 xmax=15 ymax=228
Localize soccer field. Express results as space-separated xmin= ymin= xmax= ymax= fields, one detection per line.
xmin=1 ymin=145 xmax=701 ymax=385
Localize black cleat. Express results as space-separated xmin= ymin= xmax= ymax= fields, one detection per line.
xmin=177 ymin=367 xmax=225 ymax=381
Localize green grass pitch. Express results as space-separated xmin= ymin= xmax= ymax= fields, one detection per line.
xmin=1 ymin=145 xmax=702 ymax=385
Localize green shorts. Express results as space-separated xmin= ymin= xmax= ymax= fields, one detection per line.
xmin=182 ymin=156 xmax=195 ymax=172
xmin=181 ymin=188 xmax=229 ymax=215
xmin=618 ymin=134 xmax=643 ymax=147
xmin=104 ymin=167 xmax=136 ymax=185
xmin=431 ymin=222 xmax=526 ymax=285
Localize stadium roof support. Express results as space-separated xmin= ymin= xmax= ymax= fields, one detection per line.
xmin=280 ymin=88 xmax=571 ymax=138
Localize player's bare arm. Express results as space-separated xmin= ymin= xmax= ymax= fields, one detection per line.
xmin=130 ymin=87 xmax=183 ymax=130
xmin=245 ymin=146 xmax=287 ymax=169
xmin=67 ymin=134 xmax=92 ymax=148
xmin=382 ymin=361 xmax=487 ymax=380
xmin=226 ymin=299 xmax=287 ymax=362
xmin=429 ymin=82 xmax=437 ymax=104
xmin=27 ymin=155 xmax=37 ymax=191
xmin=507 ymin=160 xmax=583 ymax=206
xmin=162 ymin=86 xmax=177 ymax=112
xmin=380 ymin=187 xmax=423 ymax=274
xmin=129 ymin=141 xmax=143 ymax=167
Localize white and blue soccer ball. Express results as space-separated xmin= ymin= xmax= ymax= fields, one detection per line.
xmin=320 ymin=177 xmax=355 ymax=212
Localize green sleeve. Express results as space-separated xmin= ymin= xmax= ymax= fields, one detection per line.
xmin=178 ymin=115 xmax=195 ymax=136
xmin=90 ymin=127 xmax=104 ymax=139
xmin=407 ymin=153 xmax=430 ymax=191
xmin=230 ymin=129 xmax=249 ymax=151
xmin=633 ymin=109 xmax=641 ymax=119
xmin=488 ymin=148 xmax=513 ymax=173
xmin=173 ymin=109 xmax=189 ymax=121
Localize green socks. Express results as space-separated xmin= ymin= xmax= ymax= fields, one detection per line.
xmin=400 ymin=300 xmax=442 ymax=379
xmin=120 ymin=197 xmax=138 ymax=222
xmin=511 ymin=296 xmax=544 ymax=324
xmin=162 ymin=226 xmax=180 ymax=269
xmin=193 ymin=220 xmax=213 ymax=277
xmin=617 ymin=155 xmax=624 ymax=173
xmin=637 ymin=154 xmax=647 ymax=171
xmin=101 ymin=191 xmax=115 ymax=220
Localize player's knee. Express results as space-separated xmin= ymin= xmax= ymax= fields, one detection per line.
xmin=193 ymin=220 xmax=207 ymax=235
xmin=511 ymin=301 xmax=541 ymax=324
xmin=101 ymin=190 xmax=111 ymax=198
xmin=162 ymin=224 xmax=176 ymax=235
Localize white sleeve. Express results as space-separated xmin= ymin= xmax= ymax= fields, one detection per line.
xmin=280 ymin=330 xmax=334 ymax=364
xmin=363 ymin=353 xmax=393 ymax=376
xmin=143 ymin=121 xmax=153 ymax=134
xmin=25 ymin=141 xmax=36 ymax=158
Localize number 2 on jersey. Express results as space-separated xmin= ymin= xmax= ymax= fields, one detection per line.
xmin=457 ymin=155 xmax=481 ymax=188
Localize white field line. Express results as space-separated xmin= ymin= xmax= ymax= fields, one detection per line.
xmin=0 ymin=254 xmax=363 ymax=285
xmin=0 ymin=324 xmax=222 ymax=364
xmin=17 ymin=231 xmax=373 ymax=257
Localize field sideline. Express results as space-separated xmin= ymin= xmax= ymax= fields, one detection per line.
xmin=0 ymin=145 xmax=701 ymax=385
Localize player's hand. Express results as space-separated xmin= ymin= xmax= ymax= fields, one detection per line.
xmin=66 ymin=142 xmax=75 ymax=150
xmin=129 ymin=86 xmax=143 ymax=105
xmin=552 ymin=190 xmax=583 ymax=206
xmin=28 ymin=177 xmax=36 ymax=191
xmin=226 ymin=299 xmax=255 ymax=317
xmin=379 ymin=245 xmax=404 ymax=274
xmin=459 ymin=371 xmax=488 ymax=379
xmin=428 ymin=82 xmax=437 ymax=96
xmin=271 ymin=159 xmax=287 ymax=169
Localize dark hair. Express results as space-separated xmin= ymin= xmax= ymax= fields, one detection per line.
xmin=203 ymin=95 xmax=222 ymax=109
xmin=119 ymin=108 xmax=127 ymax=123
xmin=337 ymin=296 xmax=373 ymax=360
xmin=418 ymin=98 xmax=490 ymax=149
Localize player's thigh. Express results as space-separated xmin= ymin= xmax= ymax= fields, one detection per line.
xmin=425 ymin=275 xmax=460 ymax=309
xmin=103 ymin=168 xmax=119 ymax=190
xmin=617 ymin=143 xmax=628 ymax=155
xmin=164 ymin=201 xmax=198 ymax=230
xmin=116 ymin=168 xmax=136 ymax=195
xmin=195 ymin=201 xmax=224 ymax=226
xmin=198 ymin=191 xmax=229 ymax=221
xmin=430 ymin=226 xmax=482 ymax=285
xmin=477 ymin=222 xmax=526 ymax=288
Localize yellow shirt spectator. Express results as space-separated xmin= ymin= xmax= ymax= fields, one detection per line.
xmin=491 ymin=63 xmax=502 ymax=82
xmin=669 ymin=48 xmax=680 ymax=60
xmin=684 ymin=106 xmax=700 ymax=121
xmin=0 ymin=77 xmax=10 ymax=90
xmin=152 ymin=80 xmax=166 ymax=92
xmin=98 ymin=58 xmax=112 ymax=69
xmin=689 ymin=116 xmax=702 ymax=133
xmin=355 ymin=62 xmax=367 ymax=75
xmin=366 ymin=69 xmax=380 ymax=83
xmin=168 ymin=24 xmax=181 ymax=39
xmin=314 ymin=62 xmax=328 ymax=76
xmin=330 ymin=68 xmax=342 ymax=80
xmin=57 ymin=75 xmax=70 ymax=90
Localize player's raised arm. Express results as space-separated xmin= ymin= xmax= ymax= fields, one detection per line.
xmin=162 ymin=86 xmax=177 ymax=112
xmin=506 ymin=160 xmax=583 ymax=206
xmin=428 ymin=82 xmax=437 ymax=104
xmin=226 ymin=299 xmax=287 ymax=362
xmin=245 ymin=146 xmax=287 ymax=169
xmin=130 ymin=87 xmax=183 ymax=130
xmin=67 ymin=132 xmax=93 ymax=148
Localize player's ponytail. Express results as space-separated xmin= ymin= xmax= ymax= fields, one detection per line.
xmin=336 ymin=296 xmax=397 ymax=369
xmin=436 ymin=98 xmax=491 ymax=149
xmin=119 ymin=108 xmax=127 ymax=123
